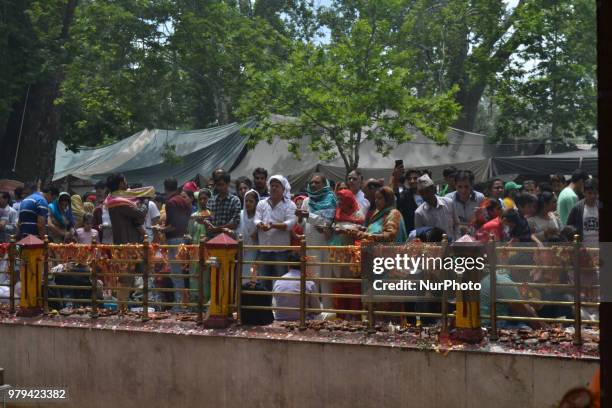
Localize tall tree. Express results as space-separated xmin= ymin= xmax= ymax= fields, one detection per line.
xmin=493 ymin=0 xmax=596 ymax=145
xmin=0 ymin=0 xmax=78 ymax=182
xmin=237 ymin=0 xmax=459 ymax=173
xmin=320 ymin=0 xmax=595 ymax=135
xmin=394 ymin=0 xmax=544 ymax=132
xmin=170 ymin=0 xmax=288 ymax=127
xmin=56 ymin=0 xmax=179 ymax=149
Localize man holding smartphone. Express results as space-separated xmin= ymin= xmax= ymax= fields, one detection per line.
xmin=390 ymin=159 xmax=405 ymax=193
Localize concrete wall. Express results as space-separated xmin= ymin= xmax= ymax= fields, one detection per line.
xmin=0 ymin=325 xmax=597 ymax=408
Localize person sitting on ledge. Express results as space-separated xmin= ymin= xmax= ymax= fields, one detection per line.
xmin=480 ymin=252 xmax=543 ymax=330
xmin=272 ymin=251 xmax=320 ymax=321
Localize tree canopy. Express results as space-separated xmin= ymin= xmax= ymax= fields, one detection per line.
xmin=237 ymin=0 xmax=460 ymax=172
xmin=0 ymin=0 xmax=597 ymax=181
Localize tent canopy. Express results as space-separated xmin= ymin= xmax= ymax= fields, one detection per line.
xmin=53 ymin=120 xmax=597 ymax=192
xmin=490 ymin=150 xmax=597 ymax=179
xmin=230 ymin=124 xmax=491 ymax=189
xmin=53 ymin=122 xmax=252 ymax=190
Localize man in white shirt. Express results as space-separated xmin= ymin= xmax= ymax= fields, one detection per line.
xmin=254 ymin=175 xmax=297 ymax=290
xmin=144 ymin=199 xmax=161 ymax=239
xmin=273 ymin=252 xmax=320 ymax=321
xmin=346 ymin=170 xmax=370 ymax=216
xmin=0 ymin=192 xmax=18 ymax=243
xmin=415 ymin=174 xmax=458 ymax=240
xmin=567 ymin=178 xmax=599 ymax=245
xmin=445 ymin=170 xmax=484 ymax=237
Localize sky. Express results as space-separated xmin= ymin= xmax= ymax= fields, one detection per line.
xmin=311 ymin=0 xmax=521 ymax=45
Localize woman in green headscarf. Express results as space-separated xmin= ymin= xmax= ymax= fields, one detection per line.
xmin=297 ymin=173 xmax=337 ymax=309
xmin=187 ymin=189 xmax=212 ymax=303
xmin=359 ymin=186 xmax=407 ymax=243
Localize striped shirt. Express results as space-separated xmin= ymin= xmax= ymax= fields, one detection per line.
xmin=18 ymin=192 xmax=48 ymax=237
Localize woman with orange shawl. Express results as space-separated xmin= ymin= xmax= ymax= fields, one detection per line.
xmin=330 ymin=189 xmax=364 ymax=318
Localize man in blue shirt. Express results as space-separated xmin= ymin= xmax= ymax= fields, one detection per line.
xmin=18 ymin=184 xmax=59 ymax=239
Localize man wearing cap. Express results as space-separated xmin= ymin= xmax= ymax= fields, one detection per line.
xmin=182 ymin=181 xmax=198 ymax=194
xmin=503 ymin=181 xmax=521 ymax=210
xmin=414 ymin=174 xmax=458 ymax=240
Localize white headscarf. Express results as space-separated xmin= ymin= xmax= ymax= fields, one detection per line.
xmin=268 ymin=175 xmax=291 ymax=201
xmin=238 ymin=189 xmax=260 ymax=244
xmin=243 ymin=189 xmax=260 ymax=203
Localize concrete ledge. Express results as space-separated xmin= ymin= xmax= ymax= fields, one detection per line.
xmin=0 ymin=323 xmax=598 ymax=408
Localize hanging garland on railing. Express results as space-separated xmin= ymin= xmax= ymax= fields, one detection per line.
xmin=496 ymin=245 xmax=599 ymax=273
xmin=328 ymin=245 xmax=361 ymax=277
xmin=497 ymin=244 xmax=599 ymax=303
xmin=49 ymin=243 xmax=95 ymax=264
xmin=399 ymin=241 xmax=444 ymax=258
xmin=176 ymin=244 xmax=199 ymax=268
xmin=0 ymin=243 xmax=9 ymax=258
xmin=45 ymin=242 xmax=208 ymax=283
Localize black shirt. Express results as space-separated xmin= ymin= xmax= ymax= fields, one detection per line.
xmin=395 ymin=187 xmax=419 ymax=233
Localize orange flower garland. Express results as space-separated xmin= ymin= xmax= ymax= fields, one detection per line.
xmin=0 ymin=243 xmax=9 ymax=258
xmin=328 ymin=245 xmax=361 ymax=277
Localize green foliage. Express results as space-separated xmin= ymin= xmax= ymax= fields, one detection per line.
xmin=170 ymin=0 xmax=287 ymax=127
xmin=238 ymin=0 xmax=459 ymax=172
xmin=0 ymin=0 xmax=69 ymax=132
xmin=53 ymin=0 xmax=286 ymax=150
xmin=55 ymin=0 xmax=178 ymax=149
xmin=0 ymin=0 xmax=597 ymax=166
xmin=161 ymin=141 xmax=183 ymax=165
xmin=493 ymin=0 xmax=596 ymax=144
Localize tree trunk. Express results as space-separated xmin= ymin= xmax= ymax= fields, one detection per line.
xmin=0 ymin=0 xmax=77 ymax=183
xmin=453 ymin=81 xmax=486 ymax=132
xmin=0 ymin=82 xmax=61 ymax=183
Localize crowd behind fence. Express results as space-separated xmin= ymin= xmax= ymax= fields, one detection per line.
xmin=0 ymin=234 xmax=600 ymax=345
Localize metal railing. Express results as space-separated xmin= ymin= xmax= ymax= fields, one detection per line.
xmin=234 ymin=235 xmax=599 ymax=345
xmin=0 ymin=234 xmax=600 ymax=345
xmin=235 ymin=239 xmax=454 ymax=333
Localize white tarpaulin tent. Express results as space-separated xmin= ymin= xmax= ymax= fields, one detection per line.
xmin=53 ymin=120 xmax=596 ymax=192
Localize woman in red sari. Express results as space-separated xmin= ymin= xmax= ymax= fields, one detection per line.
xmin=330 ymin=189 xmax=364 ymax=318
xmin=290 ymin=195 xmax=307 ymax=246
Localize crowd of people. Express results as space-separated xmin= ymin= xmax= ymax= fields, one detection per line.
xmin=0 ymin=164 xmax=600 ymax=324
